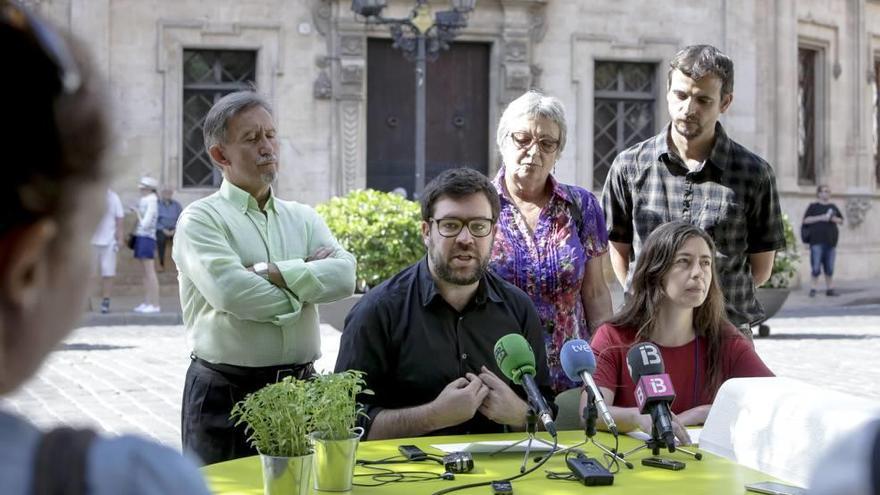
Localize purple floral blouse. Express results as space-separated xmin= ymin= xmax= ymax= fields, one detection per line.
xmin=489 ymin=167 xmax=609 ymax=393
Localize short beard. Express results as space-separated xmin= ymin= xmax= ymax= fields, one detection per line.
xmin=428 ymin=240 xmax=489 ymax=286
xmin=260 ymin=171 xmax=277 ymax=185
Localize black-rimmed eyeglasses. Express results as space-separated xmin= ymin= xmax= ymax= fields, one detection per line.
xmin=509 ymin=131 xmax=560 ymax=154
xmin=430 ymin=217 xmax=495 ymax=238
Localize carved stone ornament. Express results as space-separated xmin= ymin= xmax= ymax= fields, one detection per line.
xmin=505 ymin=41 xmax=527 ymax=63
xmin=340 ymin=62 xmax=364 ymax=85
xmin=314 ymin=69 xmax=332 ymax=99
xmin=845 ymin=196 xmax=872 ymax=228
xmin=340 ymin=35 xmax=365 ymax=57
xmin=311 ymin=0 xmax=331 ymax=37
xmin=505 ymin=65 xmax=531 ymax=91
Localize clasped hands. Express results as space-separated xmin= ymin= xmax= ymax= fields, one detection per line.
xmin=428 ymin=366 xmax=530 ymax=431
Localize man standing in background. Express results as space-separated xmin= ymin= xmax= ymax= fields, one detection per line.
xmin=602 ymin=44 xmax=785 ymax=336
xmin=91 ymin=188 xmax=125 ymax=314
xmin=156 ymin=186 xmax=183 ymax=271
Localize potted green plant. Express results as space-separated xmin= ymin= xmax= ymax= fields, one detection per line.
xmin=756 ymin=213 xmax=800 ymax=336
xmin=230 ymin=377 xmax=314 ymax=495
xmin=308 ymin=370 xmax=370 ymax=492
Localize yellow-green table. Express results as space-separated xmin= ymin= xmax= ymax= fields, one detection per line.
xmin=203 ymin=430 xmax=777 ymax=494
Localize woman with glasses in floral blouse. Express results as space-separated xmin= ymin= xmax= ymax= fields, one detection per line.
xmin=488 ymin=90 xmax=613 ymax=393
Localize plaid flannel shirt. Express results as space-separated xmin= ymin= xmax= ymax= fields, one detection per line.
xmin=602 ymin=122 xmax=786 ymax=326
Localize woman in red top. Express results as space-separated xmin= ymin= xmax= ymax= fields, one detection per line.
xmin=583 ymin=221 xmax=773 ymax=444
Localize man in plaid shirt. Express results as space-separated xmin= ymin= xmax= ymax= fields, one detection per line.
xmin=601 ymin=44 xmax=785 ymax=335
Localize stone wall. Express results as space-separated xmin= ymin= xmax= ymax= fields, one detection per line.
xmin=34 ymin=0 xmax=879 ymax=282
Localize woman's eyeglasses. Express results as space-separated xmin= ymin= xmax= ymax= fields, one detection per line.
xmin=509 ymin=131 xmax=560 ymax=154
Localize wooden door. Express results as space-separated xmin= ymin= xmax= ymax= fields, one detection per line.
xmin=367 ymin=39 xmax=489 ymax=198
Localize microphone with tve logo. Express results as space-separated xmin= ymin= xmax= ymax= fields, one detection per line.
xmin=494 ymin=334 xmax=557 ymax=438
xmin=626 ymin=342 xmax=677 ymax=452
xmin=560 ymin=339 xmax=618 ymax=436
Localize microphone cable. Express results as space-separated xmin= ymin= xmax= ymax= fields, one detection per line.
xmin=353 ymin=453 xmax=464 ymax=487
xmin=429 ymin=436 xmax=559 ymax=495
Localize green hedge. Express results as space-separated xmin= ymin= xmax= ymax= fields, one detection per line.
xmin=317 ymin=190 xmax=425 ymax=289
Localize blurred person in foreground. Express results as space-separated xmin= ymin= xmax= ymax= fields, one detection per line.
xmin=0 ymin=2 xmax=209 ymax=493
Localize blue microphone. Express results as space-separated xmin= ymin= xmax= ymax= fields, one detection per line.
xmin=560 ymin=339 xmax=618 ymax=436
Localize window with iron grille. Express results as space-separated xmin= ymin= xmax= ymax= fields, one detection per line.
xmin=182 ymin=49 xmax=257 ymax=188
xmin=593 ymin=61 xmax=656 ymax=190
xmin=798 ymin=47 xmax=817 ymax=185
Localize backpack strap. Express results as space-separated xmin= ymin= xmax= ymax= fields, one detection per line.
xmin=31 ymin=427 xmax=97 ymax=495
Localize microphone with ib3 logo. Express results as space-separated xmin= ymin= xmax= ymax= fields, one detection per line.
xmin=626 ymin=342 xmax=677 ymax=452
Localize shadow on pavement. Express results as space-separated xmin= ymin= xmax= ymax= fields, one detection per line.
xmin=58 ymin=343 xmax=136 ymax=351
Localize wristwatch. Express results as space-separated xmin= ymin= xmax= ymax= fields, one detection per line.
xmin=253 ymin=262 xmax=270 ymax=279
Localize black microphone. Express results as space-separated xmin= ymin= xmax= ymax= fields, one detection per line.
xmin=494 ymin=334 xmax=557 ymax=437
xmin=626 ymin=342 xmax=676 ymax=452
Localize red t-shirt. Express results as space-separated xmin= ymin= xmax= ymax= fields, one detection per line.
xmin=590 ymin=323 xmax=774 ymax=414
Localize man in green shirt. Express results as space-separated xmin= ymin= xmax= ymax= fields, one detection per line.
xmin=173 ymin=91 xmax=356 ymax=465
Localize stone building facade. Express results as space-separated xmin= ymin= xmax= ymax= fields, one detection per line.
xmin=31 ymin=0 xmax=880 ymax=282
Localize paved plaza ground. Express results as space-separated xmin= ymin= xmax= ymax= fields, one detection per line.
xmin=2 ymin=284 xmax=879 ymax=452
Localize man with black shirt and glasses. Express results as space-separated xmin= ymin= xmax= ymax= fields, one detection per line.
xmin=336 ymin=168 xmax=554 ymax=440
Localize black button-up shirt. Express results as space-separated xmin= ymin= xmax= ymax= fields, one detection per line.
xmin=335 ymin=258 xmax=554 ymax=438
xmin=602 ymin=123 xmax=786 ymax=326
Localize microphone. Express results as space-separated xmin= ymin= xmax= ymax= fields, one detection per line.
xmin=494 ymin=334 xmax=557 ymax=437
xmin=560 ymin=339 xmax=619 ymax=436
xmin=625 ymin=342 xmax=676 ymax=452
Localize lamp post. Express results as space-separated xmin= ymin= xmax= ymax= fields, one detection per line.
xmin=351 ymin=0 xmax=477 ymax=197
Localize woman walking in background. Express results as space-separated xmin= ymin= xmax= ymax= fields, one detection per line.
xmin=801 ymin=185 xmax=844 ymax=297
xmin=133 ymin=176 xmax=161 ymax=312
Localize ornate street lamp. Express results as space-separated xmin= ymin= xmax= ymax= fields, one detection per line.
xmin=351 ymin=0 xmax=477 ymax=197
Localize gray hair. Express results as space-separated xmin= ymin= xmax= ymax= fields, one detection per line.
xmin=496 ymin=90 xmax=567 ymax=155
xmin=668 ymin=44 xmax=734 ymax=97
xmin=202 ymin=91 xmax=273 ymax=159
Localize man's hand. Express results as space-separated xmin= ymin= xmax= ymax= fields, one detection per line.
xmin=306 ymin=246 xmax=335 ymax=262
xmin=246 ymin=262 xmax=286 ymax=288
xmin=475 ymin=366 xmax=529 ymax=427
xmin=427 ymin=377 xmax=489 ymax=431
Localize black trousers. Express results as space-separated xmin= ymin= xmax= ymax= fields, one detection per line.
xmin=181 ymin=357 xmax=315 ymax=465
xmin=155 ymin=229 xmax=172 ymax=267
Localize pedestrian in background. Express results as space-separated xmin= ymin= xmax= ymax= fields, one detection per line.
xmin=132 ymin=176 xmax=160 ymax=313
xmin=156 ymin=185 xmax=182 ymax=271
xmin=0 ymin=2 xmax=210 ymax=492
xmin=91 ymin=188 xmax=124 ymax=313
xmin=801 ymin=185 xmax=844 ymax=297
